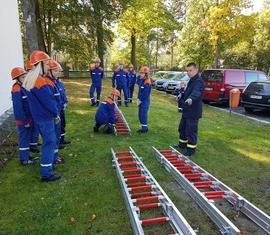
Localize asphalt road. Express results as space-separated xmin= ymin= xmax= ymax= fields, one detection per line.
xmin=208 ymin=103 xmax=270 ymax=124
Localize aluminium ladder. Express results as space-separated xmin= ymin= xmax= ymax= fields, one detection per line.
xmin=152 ymin=146 xmax=270 ymax=235
xmin=114 ymin=105 xmax=131 ymax=135
xmin=112 ymin=147 xmax=196 ymax=235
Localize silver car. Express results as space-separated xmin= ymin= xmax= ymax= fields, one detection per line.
xmin=156 ymin=72 xmax=183 ymax=91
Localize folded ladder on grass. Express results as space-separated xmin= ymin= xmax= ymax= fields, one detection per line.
xmin=152 ymin=146 xmax=270 ymax=235
xmin=112 ymin=147 xmax=196 ymax=235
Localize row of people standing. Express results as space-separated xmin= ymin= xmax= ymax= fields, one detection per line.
xmin=91 ymin=60 xmax=151 ymax=133
xmin=90 ymin=60 xmax=138 ymax=108
xmin=11 ymin=50 xmax=70 ymax=182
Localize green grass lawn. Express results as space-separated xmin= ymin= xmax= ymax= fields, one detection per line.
xmin=0 ymin=78 xmax=269 ymax=235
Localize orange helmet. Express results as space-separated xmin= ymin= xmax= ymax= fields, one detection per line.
xmin=48 ymin=59 xmax=62 ymax=71
xmin=94 ymin=57 xmax=101 ymax=63
xmin=111 ymin=89 xmax=120 ymax=97
xmin=139 ymin=66 xmax=150 ymax=74
xmin=119 ymin=60 xmax=125 ymax=65
xmin=25 ymin=60 xmax=33 ymax=71
xmin=11 ymin=67 xmax=27 ymax=80
xmin=30 ymin=50 xmax=50 ymax=65
xmin=128 ymin=63 xmax=134 ymax=68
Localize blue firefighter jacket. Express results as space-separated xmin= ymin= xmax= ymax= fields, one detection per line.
xmin=49 ymin=76 xmax=62 ymax=113
xmin=26 ymin=76 xmax=59 ymax=122
xmin=11 ymin=82 xmax=32 ymax=126
xmin=182 ymin=73 xmax=204 ymax=119
xmin=90 ymin=67 xmax=104 ymax=86
xmin=95 ymin=97 xmax=118 ymax=124
xmin=112 ymin=69 xmax=128 ymax=89
xmin=55 ymin=79 xmax=68 ymax=110
xmin=137 ymin=78 xmax=151 ymax=103
xmin=127 ymin=71 xmax=137 ymax=87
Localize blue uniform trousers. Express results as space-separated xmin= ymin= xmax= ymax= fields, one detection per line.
xmin=178 ymin=117 xmax=198 ymax=149
xmin=36 ymin=120 xmax=56 ymax=178
xmin=90 ymin=84 xmax=101 ymax=104
xmin=17 ymin=125 xmax=31 ymax=162
xmin=138 ymin=102 xmax=150 ymax=131
xmin=117 ymin=86 xmax=128 ymax=105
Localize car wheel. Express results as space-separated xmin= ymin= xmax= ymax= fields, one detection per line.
xmin=244 ymin=107 xmax=253 ymax=113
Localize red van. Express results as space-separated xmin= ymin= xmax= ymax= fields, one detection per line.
xmin=202 ymin=69 xmax=269 ymax=103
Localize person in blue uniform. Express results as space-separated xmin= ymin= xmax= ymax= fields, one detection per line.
xmin=25 ymin=60 xmax=40 ymax=153
xmin=127 ymin=63 xmax=137 ymax=103
xmin=174 ymin=63 xmax=204 ymax=157
xmin=23 ymin=50 xmax=61 ymax=182
xmin=48 ymin=59 xmax=66 ymax=164
xmin=112 ymin=60 xmax=129 ymax=107
xmin=11 ymin=67 xmax=39 ymax=165
xmin=93 ymin=89 xmax=120 ymax=134
xmin=137 ymin=66 xmax=151 ymax=133
xmin=89 ymin=57 xmax=104 ymax=106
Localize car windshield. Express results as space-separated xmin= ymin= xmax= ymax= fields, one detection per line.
xmin=246 ymin=82 xmax=270 ymax=93
xmin=171 ymin=73 xmax=186 ymax=81
xmin=162 ymin=73 xmax=176 ymax=79
xmin=153 ymin=72 xmax=166 ymax=78
xmin=202 ymin=71 xmax=223 ymax=82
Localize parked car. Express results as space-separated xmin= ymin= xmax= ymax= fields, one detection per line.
xmin=166 ymin=73 xmax=189 ymax=94
xmin=202 ymin=69 xmax=269 ymax=103
xmin=156 ymin=72 xmax=183 ymax=91
xmin=152 ymin=71 xmax=168 ymax=87
xmin=241 ymin=81 xmax=270 ymax=112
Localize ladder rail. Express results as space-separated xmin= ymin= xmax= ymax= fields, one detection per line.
xmin=168 ymin=146 xmax=270 ymax=234
xmin=111 ymin=148 xmax=144 ymax=235
xmin=152 ymin=146 xmax=241 ymax=235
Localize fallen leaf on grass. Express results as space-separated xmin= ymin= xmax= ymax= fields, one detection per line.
xmin=70 ymin=217 xmax=76 ymax=223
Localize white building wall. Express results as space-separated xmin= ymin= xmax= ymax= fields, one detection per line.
xmin=0 ymin=0 xmax=24 ymax=116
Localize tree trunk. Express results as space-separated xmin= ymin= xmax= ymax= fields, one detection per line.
xmin=35 ymin=0 xmax=47 ymax=52
xmin=214 ymin=42 xmax=219 ymax=68
xmin=96 ymin=23 xmax=105 ymax=67
xmin=131 ymin=29 xmax=136 ymax=69
xmin=21 ymin=0 xmax=39 ymax=55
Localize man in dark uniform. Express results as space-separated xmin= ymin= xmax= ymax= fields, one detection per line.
xmin=174 ymin=63 xmax=204 ymax=156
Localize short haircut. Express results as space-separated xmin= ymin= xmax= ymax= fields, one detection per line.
xmin=187 ymin=62 xmax=197 ymax=68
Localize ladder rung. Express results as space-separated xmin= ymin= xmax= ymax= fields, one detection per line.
xmin=131 ymin=191 xmax=154 ymax=198
xmin=160 ymin=150 xmax=172 ymax=153
xmin=129 ymin=185 xmax=152 ymax=192
xmin=125 ymin=174 xmax=144 ymax=179
xmin=116 ymin=156 xmax=133 ymax=161
xmin=120 ymin=162 xmax=137 ymax=167
xmin=184 ymin=173 xmax=202 ymax=177
xmin=125 ymin=176 xmax=147 ymax=182
xmin=140 ymin=217 xmax=169 ymax=225
xmin=204 ymin=191 xmax=225 ymax=196
xmin=137 ymin=203 xmax=161 ymax=210
xmin=116 ymin=151 xmax=131 ymax=155
xmin=122 ymin=168 xmax=141 ymax=173
xmin=194 ymin=181 xmax=213 ymax=186
xmin=133 ymin=196 xmax=160 ymax=203
xmin=127 ymin=182 xmax=148 ymax=187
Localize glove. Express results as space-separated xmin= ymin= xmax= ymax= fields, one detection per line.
xmin=24 ymin=123 xmax=31 ymax=128
xmin=137 ymin=99 xmax=142 ymax=106
xmin=185 ymin=98 xmax=192 ymax=106
xmin=64 ymin=103 xmax=68 ymax=110
xmin=54 ymin=115 xmax=61 ymax=124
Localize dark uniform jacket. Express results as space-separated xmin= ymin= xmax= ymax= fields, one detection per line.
xmin=182 ymin=73 xmax=204 ymax=119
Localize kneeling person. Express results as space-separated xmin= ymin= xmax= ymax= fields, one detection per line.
xmin=94 ymin=89 xmax=120 ymax=134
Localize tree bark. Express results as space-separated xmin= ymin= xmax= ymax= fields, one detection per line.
xmin=96 ymin=23 xmax=105 ymax=67
xmin=21 ymin=0 xmax=39 ymax=55
xmin=35 ymin=0 xmax=47 ymax=52
xmin=131 ymin=28 xmax=136 ymax=69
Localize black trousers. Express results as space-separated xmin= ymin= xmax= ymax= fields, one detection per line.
xmin=178 ymin=117 xmax=199 ymax=149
